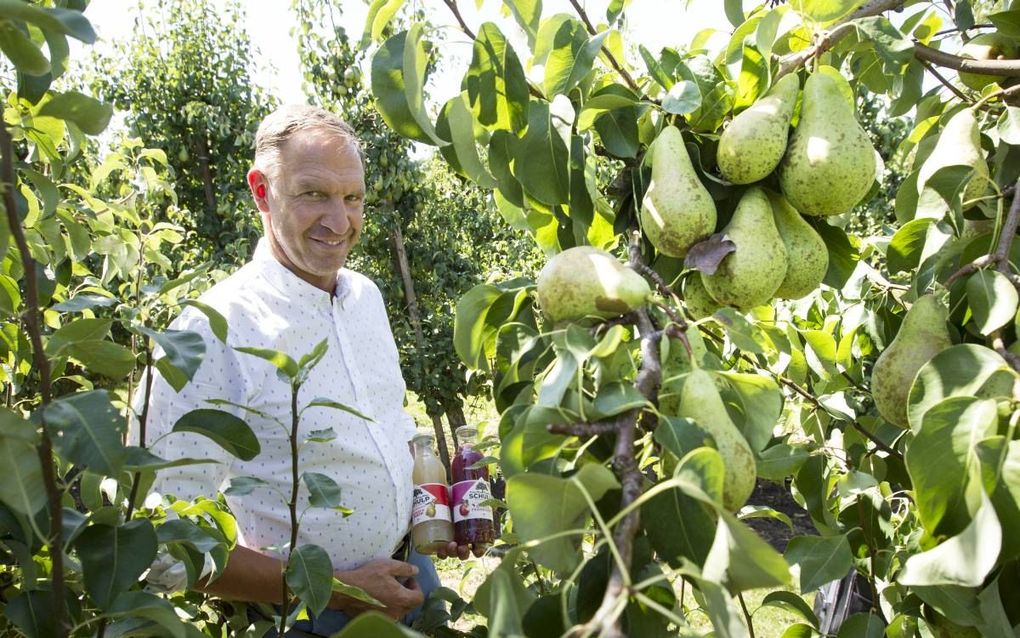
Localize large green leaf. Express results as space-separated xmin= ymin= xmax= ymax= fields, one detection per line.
xmin=717 ymin=372 xmax=782 ymax=453
xmin=642 ymin=468 xmax=719 ymax=569
xmin=42 ymin=390 xmax=124 ymax=476
xmin=906 ymin=397 xmax=997 ymax=537
xmin=454 ymin=280 xmax=531 ymax=372
xmin=66 ymin=340 xmax=136 ymax=379
xmin=172 ymin=408 xmax=260 ymax=461
xmin=703 ymin=510 xmax=791 ymax=593
xmin=303 ymin=472 xmax=346 ymax=511
xmin=515 ymin=100 xmax=570 ymax=206
xmin=439 ymin=93 xmax=497 ymax=188
xmin=0 ymin=409 xmax=46 ymax=516
xmin=505 ymin=464 xmax=618 ymax=573
xmin=333 ymin=611 xmax=422 ymax=637
xmin=472 ymin=546 xmax=535 ymax=629
xmin=465 ymin=22 xmax=529 ymax=133
xmin=542 ymin=18 xmax=608 ymax=97
xmin=907 ymin=344 xmax=1013 ymax=431
xmin=371 ymin=28 xmax=442 ymax=145
xmin=106 ymin=591 xmax=189 ymax=638
xmin=0 ymin=2 xmax=95 ymax=42
xmin=5 ymin=590 xmax=56 ymax=638
xmin=286 ymin=543 xmax=334 ymax=617
xmin=503 ymin=0 xmax=542 ymax=47
xmin=967 ymin=270 xmax=1019 ymax=335
xmin=887 ymin=218 xmax=933 ymax=274
xmin=0 ymin=21 xmax=49 ymax=75
xmin=37 ymin=90 xmax=111 ymax=135
xmin=898 ymin=493 xmax=1002 ymax=587
xmin=235 ymin=345 xmax=299 ymax=383
xmin=790 ymin=0 xmax=868 ymax=25
xmin=75 ymin=520 xmax=158 ymax=609
xmin=784 ymin=534 xmax=853 ymax=594
xmin=360 ymin=0 xmax=405 ymax=45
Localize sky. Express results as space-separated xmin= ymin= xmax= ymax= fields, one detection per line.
xmin=78 ymin=0 xmax=729 ymax=106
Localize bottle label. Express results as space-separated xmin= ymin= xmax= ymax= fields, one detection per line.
xmin=411 ymin=483 xmax=452 ymax=526
xmin=451 ymin=479 xmax=493 ymax=522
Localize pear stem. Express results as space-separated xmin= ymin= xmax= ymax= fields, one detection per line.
xmin=946 ymin=178 xmax=1020 ymax=292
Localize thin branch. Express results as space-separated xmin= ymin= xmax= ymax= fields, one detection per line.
xmin=914 ymin=41 xmax=1020 ymax=77
xmin=738 ymin=592 xmax=756 ymax=638
xmin=548 ymin=421 xmax=621 ymax=437
xmin=851 ymin=421 xmax=899 ymax=456
xmin=0 ymin=121 xmax=66 ymax=636
xmin=917 ymin=59 xmax=971 ymax=103
xmin=991 ymin=330 xmax=1020 ymax=373
xmin=973 ymin=83 xmax=1020 ymax=111
xmin=995 ymin=180 xmax=1020 ymax=275
xmin=945 ymin=254 xmax=997 ymax=288
xmin=567 ymin=0 xmax=641 ymax=95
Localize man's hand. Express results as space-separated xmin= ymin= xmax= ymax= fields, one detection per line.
xmin=330 ymin=558 xmax=424 ymax=620
xmin=435 ymin=541 xmax=479 ymax=560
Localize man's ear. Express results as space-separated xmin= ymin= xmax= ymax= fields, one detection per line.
xmin=248 ymin=168 xmax=270 ymax=213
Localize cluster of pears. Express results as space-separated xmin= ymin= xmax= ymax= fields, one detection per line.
xmin=535 ymin=246 xmax=651 ymax=323
xmin=871 ymin=295 xmax=953 ymax=428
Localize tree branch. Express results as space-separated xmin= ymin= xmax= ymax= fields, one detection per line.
xmin=913 ymin=42 xmax=1020 ymax=77
xmin=917 ymin=59 xmax=971 ymax=103
xmin=972 ymin=83 xmax=1020 ymax=111
xmin=0 ymin=121 xmax=67 ymax=636
xmin=567 ymin=0 xmax=641 ymax=95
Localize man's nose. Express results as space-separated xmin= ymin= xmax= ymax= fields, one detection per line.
xmin=321 ymin=201 xmax=353 ymax=234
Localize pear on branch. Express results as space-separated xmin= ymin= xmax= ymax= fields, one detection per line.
xmin=779 ymin=68 xmax=877 ymax=216
xmin=957 ymin=32 xmax=1019 ymax=90
xmin=701 ymin=187 xmax=788 ymax=310
xmin=768 ymin=191 xmax=829 ymax=299
xmin=717 ymin=73 xmax=799 ymax=185
xmin=871 ymin=295 xmax=953 ymax=428
xmin=535 ymin=246 xmax=651 ymax=323
xmin=640 ymin=125 xmax=717 ymax=257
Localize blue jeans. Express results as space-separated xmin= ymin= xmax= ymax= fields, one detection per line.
xmin=280 ymin=548 xmax=440 ymax=636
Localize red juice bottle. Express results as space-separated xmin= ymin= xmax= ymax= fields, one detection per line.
xmin=450 ymin=425 xmax=495 ymax=553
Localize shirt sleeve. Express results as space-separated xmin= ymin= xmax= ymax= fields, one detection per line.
xmin=131 ymin=308 xmax=248 ymax=502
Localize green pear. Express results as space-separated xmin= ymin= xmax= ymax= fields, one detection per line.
xmin=676 ymin=368 xmax=756 ymax=512
xmin=640 ymin=126 xmax=717 ymax=257
xmin=871 ymin=295 xmax=953 ymax=428
xmin=536 ymin=246 xmax=651 ymax=323
xmin=702 ymin=187 xmax=788 ymax=310
xmin=957 ymin=32 xmax=1019 ymax=90
xmin=684 ymin=274 xmax=723 ymax=319
xmin=768 ymin=191 xmax=829 ymax=299
xmin=779 ymin=70 xmax=877 ymax=216
xmin=917 ymin=109 xmax=989 ymax=206
xmin=718 ymin=73 xmax=800 ymax=184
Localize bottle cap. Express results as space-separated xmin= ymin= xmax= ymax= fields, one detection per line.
xmin=411 ymin=432 xmax=435 ymax=445
xmin=455 ymin=425 xmax=478 ymax=441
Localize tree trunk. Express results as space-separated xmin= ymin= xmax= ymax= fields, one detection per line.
xmin=196 ymin=134 xmax=216 ymax=215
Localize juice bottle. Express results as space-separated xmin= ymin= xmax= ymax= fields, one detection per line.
xmin=410 ymin=433 xmax=454 ymax=554
xmin=450 ymin=425 xmax=495 ymax=552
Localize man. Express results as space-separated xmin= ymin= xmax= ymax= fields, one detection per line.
xmin=139 ymin=104 xmax=465 ymax=633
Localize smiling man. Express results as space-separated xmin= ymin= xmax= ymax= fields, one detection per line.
xmin=137 ymin=105 xmax=453 ymax=634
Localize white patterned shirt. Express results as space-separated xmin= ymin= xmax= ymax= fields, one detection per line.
xmin=137 ymin=239 xmax=415 ymax=571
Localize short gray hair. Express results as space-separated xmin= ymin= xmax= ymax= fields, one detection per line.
xmin=253 ymin=104 xmax=363 ymax=174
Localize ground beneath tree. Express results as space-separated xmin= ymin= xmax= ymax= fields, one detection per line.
xmin=744 ymin=479 xmax=815 ymax=551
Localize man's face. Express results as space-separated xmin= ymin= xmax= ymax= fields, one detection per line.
xmin=251 ymin=130 xmax=365 ymax=293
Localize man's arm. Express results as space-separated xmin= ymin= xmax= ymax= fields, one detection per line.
xmin=196 ymin=545 xmax=424 ymax=620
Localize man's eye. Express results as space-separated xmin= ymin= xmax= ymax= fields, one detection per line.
xmin=346 ymin=194 xmax=364 ymax=203
xmin=304 ymin=191 xmax=325 ymax=199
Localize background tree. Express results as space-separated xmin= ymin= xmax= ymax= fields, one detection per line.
xmin=89 ymin=0 xmax=277 ymax=267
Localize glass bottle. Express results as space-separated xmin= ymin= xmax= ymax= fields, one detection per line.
xmin=410 ymin=433 xmax=454 ymax=554
xmin=450 ymin=425 xmax=495 ymax=552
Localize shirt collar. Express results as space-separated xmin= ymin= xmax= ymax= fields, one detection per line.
xmin=252 ymin=238 xmax=349 ymax=310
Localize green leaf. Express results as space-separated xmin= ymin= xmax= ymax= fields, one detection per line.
xmin=304 ymin=397 xmax=372 ymax=422
xmin=784 ymin=534 xmax=853 ymax=594
xmin=360 ymin=0 xmax=405 ymax=45
xmin=6 ymin=590 xmax=56 ymax=638
xmin=172 ymin=408 xmax=260 ymax=462
xmin=123 ymin=447 xmax=214 ymax=472
xmin=303 ymin=472 xmax=345 ymax=510
xmin=887 ymin=218 xmax=933 ymax=274
xmin=988 ymin=10 xmax=1020 ymax=38
xmin=590 ymin=382 xmax=646 ymax=420
xmin=756 ymin=443 xmax=810 ymax=481
xmin=712 ymin=308 xmax=765 ymax=354
xmin=907 ymin=397 xmax=997 ymax=536
xmin=472 ymin=547 xmax=535 ymax=629
xmin=66 ymin=340 xmax=135 ymax=379
xmin=505 ymin=464 xmax=618 ymax=573
xmin=157 ymin=519 xmax=224 ymax=554
xmin=52 ymin=293 xmax=116 ymax=312
xmin=139 ymin=327 xmax=206 ymax=389
xmin=734 ymin=45 xmax=767 ymax=110
xmin=998 ymin=106 xmax=1020 ymax=145
xmin=812 ymin=221 xmax=860 ymax=289
xmin=661 ymin=80 xmax=701 ymax=115
xmin=75 ymin=520 xmax=158 ymax=609
xmin=371 ymin=29 xmax=442 ymax=145
xmin=47 ymin=317 xmax=112 ymax=351
xmin=642 ymin=473 xmax=718 ymax=568
xmin=0 ymin=22 xmax=49 ymax=75
xmin=180 ymin=300 xmax=228 ymax=342
xmin=234 ymin=345 xmax=299 ymax=381
xmin=907 ymin=344 xmax=1013 ymax=431
xmin=717 ymin=371 xmax=783 ymax=453
xmin=724 ymin=0 xmax=745 ymax=27
xmin=0 ymin=2 xmax=95 ymax=42
xmin=455 ymin=284 xmax=503 ymax=371
xmin=543 ymin=19 xmax=608 ymax=97
xmin=967 ymin=270 xmax=1019 ymax=335
xmin=37 ymin=90 xmax=111 ymax=135
xmin=0 ymin=409 xmax=46 ymax=515
xmin=465 ymin=22 xmax=529 ymax=133
xmin=440 ymin=93 xmax=497 ymax=188
xmin=790 ymin=0 xmax=867 ymax=25
xmin=502 ymin=0 xmax=542 ymax=48
xmin=703 ymin=510 xmax=792 ymax=593
xmin=760 ymin=590 xmax=819 ymax=629
xmin=898 ymin=492 xmax=1001 ymax=587
xmin=107 ymin=591 xmax=188 ymax=638
xmin=42 ymin=390 xmax=124 ymax=476
xmin=286 ymin=544 xmax=334 ymax=617
xmin=516 ymin=100 xmax=570 ymax=205
xmin=593 ymin=107 xmax=640 ymax=159
xmin=332 ymin=611 xmax=421 ymax=637
xmin=224 ymin=475 xmax=269 ymax=496
xmin=836 ymin=613 xmax=885 ymax=638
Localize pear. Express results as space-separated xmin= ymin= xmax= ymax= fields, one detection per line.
xmin=684 ymin=274 xmax=723 ymax=319
xmin=871 ymin=295 xmax=953 ymax=428
xmin=778 ymin=70 xmax=877 ymax=216
xmin=718 ymin=73 xmax=800 ymax=184
xmin=640 ymin=126 xmax=717 ymax=257
xmin=916 ymin=109 xmax=989 ymax=206
xmin=702 ymin=187 xmax=788 ymax=310
xmin=676 ymin=368 xmax=756 ymax=512
xmin=536 ymin=246 xmax=651 ymax=323
xmin=768 ymin=191 xmax=829 ymax=299
xmin=957 ymin=33 xmax=1019 ymax=90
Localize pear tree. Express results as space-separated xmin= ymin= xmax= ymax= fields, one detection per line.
xmin=358 ymin=0 xmax=1020 ymax=635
